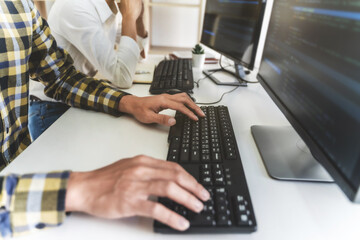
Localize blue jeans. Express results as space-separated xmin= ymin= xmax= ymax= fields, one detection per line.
xmin=28 ymin=101 xmax=70 ymax=141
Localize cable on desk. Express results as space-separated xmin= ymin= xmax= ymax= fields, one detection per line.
xmin=196 ymin=86 xmax=240 ymax=105
xmin=194 ymin=55 xmax=256 ymax=105
xmin=195 ymin=71 xmax=217 ymax=88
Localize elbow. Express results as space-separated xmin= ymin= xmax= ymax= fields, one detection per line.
xmin=110 ymin=60 xmax=136 ymax=89
xmin=113 ymin=74 xmax=133 ymax=89
xmin=121 ymin=79 xmax=133 ymax=89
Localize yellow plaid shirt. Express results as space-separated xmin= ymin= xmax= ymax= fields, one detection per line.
xmin=0 ymin=0 xmax=128 ymax=237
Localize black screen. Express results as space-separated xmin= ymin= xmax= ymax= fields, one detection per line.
xmin=201 ymin=0 xmax=265 ymax=69
xmin=258 ymin=0 xmax=360 ymax=195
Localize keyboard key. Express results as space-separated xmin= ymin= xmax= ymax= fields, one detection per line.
xmin=203 ymin=204 xmax=215 ymax=215
xmin=170 ymin=137 xmax=180 ymax=149
xmin=212 ymin=152 xmax=221 ymax=162
xmin=216 ymin=204 xmax=228 ymax=214
xmin=239 ymin=204 xmax=246 ymax=212
xmin=215 ymin=187 xmax=226 ymax=194
xmin=191 ymin=150 xmax=200 ymax=162
xmin=174 ymin=205 xmax=187 ymax=217
xmin=180 ymin=148 xmax=189 ymax=162
xmin=189 ymin=213 xmax=216 ymax=227
xmin=201 ymin=176 xmax=212 ymax=185
xmin=202 ymin=164 xmax=211 ymax=170
xmin=201 ymin=154 xmax=211 ymax=162
xmin=216 ymin=214 xmax=232 ymax=226
xmin=214 ymin=169 xmax=223 ymax=177
xmin=168 ymin=148 xmax=179 ymax=162
xmin=202 ymin=169 xmax=211 ymax=176
xmin=214 ymin=177 xmax=226 ymax=186
xmin=236 ymin=214 xmax=250 ymax=226
xmin=226 ymin=150 xmax=236 ymax=160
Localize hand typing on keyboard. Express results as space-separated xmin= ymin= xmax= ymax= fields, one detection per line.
xmin=119 ymin=93 xmax=205 ymax=126
xmin=65 ymin=155 xmax=210 ymax=231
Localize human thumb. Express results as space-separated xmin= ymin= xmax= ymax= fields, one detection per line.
xmin=151 ymin=112 xmax=176 ymax=126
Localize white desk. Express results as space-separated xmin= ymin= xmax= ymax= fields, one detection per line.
xmin=2 ymin=62 xmax=360 ymax=240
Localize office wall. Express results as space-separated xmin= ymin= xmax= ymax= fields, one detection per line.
xmin=151 ymin=0 xmax=204 ymax=48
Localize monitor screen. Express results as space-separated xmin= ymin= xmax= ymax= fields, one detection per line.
xmin=257 ymin=0 xmax=360 ymax=201
xmin=201 ymin=0 xmax=266 ymax=70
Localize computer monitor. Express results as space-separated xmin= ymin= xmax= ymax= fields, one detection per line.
xmin=201 ymin=0 xmax=266 ymax=86
xmin=253 ymin=0 xmax=360 ymax=203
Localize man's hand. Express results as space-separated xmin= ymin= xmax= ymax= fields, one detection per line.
xmin=65 ymin=155 xmax=210 ymax=231
xmin=119 ymin=93 xmax=205 ymax=126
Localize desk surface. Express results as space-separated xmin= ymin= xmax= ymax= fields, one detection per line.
xmin=2 ymin=60 xmax=360 ymax=240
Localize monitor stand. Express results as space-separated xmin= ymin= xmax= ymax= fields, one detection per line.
xmin=203 ymin=63 xmax=248 ymax=86
xmin=251 ymin=125 xmax=333 ymax=182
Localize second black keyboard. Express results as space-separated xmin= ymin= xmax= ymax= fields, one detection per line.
xmin=149 ymin=59 xmax=194 ymax=94
xmin=154 ymin=106 xmax=257 ymax=234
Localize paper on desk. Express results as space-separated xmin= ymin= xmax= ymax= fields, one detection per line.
xmin=133 ymin=61 xmax=155 ymax=84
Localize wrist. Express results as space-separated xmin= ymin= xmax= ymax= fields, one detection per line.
xmin=65 ymin=172 xmax=88 ymax=212
xmin=118 ymin=95 xmax=138 ymax=114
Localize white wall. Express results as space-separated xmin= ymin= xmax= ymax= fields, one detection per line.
xmin=151 ymin=0 xmax=204 ymax=48
xmin=151 ymin=0 xmax=274 ymax=69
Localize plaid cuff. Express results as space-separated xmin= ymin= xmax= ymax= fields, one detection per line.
xmin=0 ymin=172 xmax=70 ymax=237
xmin=97 ymin=85 xmax=131 ymax=117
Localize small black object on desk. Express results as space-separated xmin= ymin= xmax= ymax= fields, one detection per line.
xmin=165 ymin=89 xmax=196 ymax=103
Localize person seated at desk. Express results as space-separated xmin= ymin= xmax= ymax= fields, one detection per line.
xmin=0 ymin=0 xmax=209 ymax=237
xmin=29 ymin=0 xmax=148 ymax=141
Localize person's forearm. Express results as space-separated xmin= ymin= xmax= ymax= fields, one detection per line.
xmin=136 ymin=17 xmax=147 ymax=38
xmin=122 ymin=15 xmax=137 ymax=41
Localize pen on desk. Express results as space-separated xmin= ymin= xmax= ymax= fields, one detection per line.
xmin=135 ymin=70 xmax=151 ymax=75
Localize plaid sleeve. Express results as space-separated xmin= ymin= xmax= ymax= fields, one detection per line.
xmin=27 ymin=1 xmax=129 ymax=117
xmin=0 ymin=172 xmax=70 ymax=237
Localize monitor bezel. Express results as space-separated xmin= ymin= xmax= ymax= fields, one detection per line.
xmin=257 ymin=72 xmax=360 ymax=203
xmin=200 ymin=0 xmax=267 ymax=71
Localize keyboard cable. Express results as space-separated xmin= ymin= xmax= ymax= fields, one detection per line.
xmin=194 ymin=55 xmax=255 ymax=105
xmin=196 ymin=85 xmax=240 ymax=105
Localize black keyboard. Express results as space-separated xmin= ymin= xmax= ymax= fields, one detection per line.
xmin=149 ymin=59 xmax=194 ymax=94
xmin=154 ymin=106 xmax=257 ymax=234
